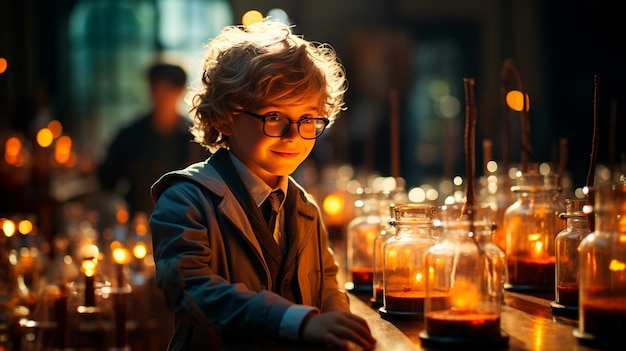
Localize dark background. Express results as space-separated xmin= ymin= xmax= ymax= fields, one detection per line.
xmin=1 ymin=0 xmax=624 ymax=193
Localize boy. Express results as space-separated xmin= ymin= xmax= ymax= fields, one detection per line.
xmin=149 ymin=18 xmax=376 ymax=350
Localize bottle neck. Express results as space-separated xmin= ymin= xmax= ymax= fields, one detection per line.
xmin=566 ymin=216 xmax=589 ymax=229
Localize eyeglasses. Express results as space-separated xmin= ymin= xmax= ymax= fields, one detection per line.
xmin=242 ymin=110 xmax=329 ymax=140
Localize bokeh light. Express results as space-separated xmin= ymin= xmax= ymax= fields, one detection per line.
xmin=0 ymin=58 xmax=7 ymax=74
xmin=36 ymin=128 xmax=54 ymax=147
xmin=242 ymin=10 xmax=264 ymax=26
xmin=506 ymin=90 xmax=530 ymax=112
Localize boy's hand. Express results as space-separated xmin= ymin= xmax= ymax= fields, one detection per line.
xmin=300 ymin=311 xmax=377 ymax=350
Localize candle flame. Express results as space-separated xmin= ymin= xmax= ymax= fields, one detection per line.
xmin=609 ymin=259 xmax=626 ymax=272
xmin=133 ymin=243 xmax=147 ymax=259
xmin=82 ymin=258 xmax=97 ymax=277
xmin=450 ymin=280 xmax=479 ymax=311
xmin=113 ymin=247 xmax=130 ymax=264
xmin=323 ymin=193 xmax=344 ymax=217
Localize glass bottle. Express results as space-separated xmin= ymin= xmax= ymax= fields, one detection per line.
xmin=379 ymin=204 xmax=436 ymax=320
xmin=503 ymin=171 xmax=565 ymax=292
xmin=345 ymin=191 xmax=385 ymax=293
xmin=551 ymin=198 xmax=590 ymax=316
xmin=419 ymin=204 xmax=508 ymax=348
xmin=575 ymin=183 xmax=626 ymax=347
xmin=371 ymin=203 xmax=396 ymax=307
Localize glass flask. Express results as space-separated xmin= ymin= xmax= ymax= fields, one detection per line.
xmin=419 ymin=204 xmax=508 ymax=348
xmin=551 ymin=198 xmax=590 ymax=317
xmin=371 ymin=203 xmax=396 ymax=307
xmin=379 ymin=204 xmax=436 ymax=320
xmin=575 ymin=183 xmax=626 ymax=347
xmin=503 ymin=171 xmax=565 ymax=292
xmin=345 ymin=191 xmax=387 ymax=293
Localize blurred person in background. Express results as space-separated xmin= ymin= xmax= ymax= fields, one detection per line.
xmin=97 ymin=61 xmax=209 ymax=218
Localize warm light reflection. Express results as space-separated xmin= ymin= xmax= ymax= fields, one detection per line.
xmin=5 ymin=137 xmax=22 ymax=165
xmin=82 ymin=258 xmax=97 ymax=277
xmin=36 ymin=128 xmax=54 ymax=147
xmin=609 ymin=259 xmax=626 ymax=272
xmin=0 ymin=57 xmax=7 ymax=74
xmin=54 ymin=135 xmax=72 ymax=164
xmin=2 ymin=219 xmax=16 ymax=237
xmin=17 ymin=219 xmax=33 ymax=234
xmin=47 ymin=120 xmax=62 ymax=138
xmin=113 ymin=247 xmax=131 ymax=265
xmin=133 ymin=243 xmax=147 ymax=259
xmin=323 ymin=193 xmax=344 ymax=217
xmin=506 ymin=90 xmax=530 ymax=112
xmin=450 ymin=280 xmax=478 ymax=311
xmin=116 ymin=206 xmax=129 ymax=224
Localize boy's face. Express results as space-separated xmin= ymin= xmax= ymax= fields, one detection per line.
xmin=224 ymin=100 xmax=320 ymax=187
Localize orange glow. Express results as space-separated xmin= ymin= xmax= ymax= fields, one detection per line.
xmin=450 ymin=280 xmax=479 ymax=311
xmin=323 ymin=193 xmax=344 ymax=217
xmin=113 ymin=247 xmax=131 ymax=265
xmin=242 ymin=10 xmax=264 ymax=26
xmin=47 ymin=120 xmax=62 ymax=138
xmin=5 ymin=137 xmax=21 ymax=156
xmin=110 ymin=240 xmax=122 ymax=251
xmin=2 ymin=219 xmax=15 ymax=237
xmin=36 ymin=128 xmax=54 ymax=147
xmin=506 ymin=90 xmax=530 ymax=112
xmin=0 ymin=58 xmax=7 ymax=74
xmin=609 ymin=259 xmax=626 ymax=272
xmin=54 ymin=135 xmax=72 ymax=164
xmin=116 ymin=207 xmax=129 ymax=224
xmin=133 ymin=242 xmax=147 ymax=259
xmin=81 ymin=258 xmax=97 ymax=277
xmin=17 ymin=220 xmax=33 ymax=234
xmin=135 ymin=222 xmax=148 ymax=236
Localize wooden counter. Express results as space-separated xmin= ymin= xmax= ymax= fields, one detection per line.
xmin=223 ymin=290 xmax=599 ymax=350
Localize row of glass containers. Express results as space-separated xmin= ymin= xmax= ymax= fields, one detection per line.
xmin=345 ymin=173 xmax=626 ymax=346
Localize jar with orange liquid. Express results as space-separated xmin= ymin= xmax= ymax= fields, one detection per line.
xmin=551 ymin=198 xmax=590 ymax=317
xmin=379 ymin=204 xmax=436 ymax=319
xmin=575 ymin=183 xmax=626 ymax=348
xmin=503 ymin=171 xmax=564 ymax=292
xmin=420 ymin=204 xmax=508 ymax=348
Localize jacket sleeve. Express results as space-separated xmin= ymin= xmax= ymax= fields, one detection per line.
xmin=149 ymin=180 xmax=293 ymax=341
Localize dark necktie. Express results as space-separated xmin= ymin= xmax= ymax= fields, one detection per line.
xmin=262 ymin=190 xmax=284 ymax=235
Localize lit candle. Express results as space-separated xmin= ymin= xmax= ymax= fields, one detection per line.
xmin=81 ymin=258 xmax=96 ymax=307
xmin=112 ymin=246 xmax=130 ymax=349
xmin=112 ymin=246 xmax=130 ymax=287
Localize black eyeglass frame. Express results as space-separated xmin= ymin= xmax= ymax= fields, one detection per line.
xmin=242 ymin=110 xmax=329 ymax=140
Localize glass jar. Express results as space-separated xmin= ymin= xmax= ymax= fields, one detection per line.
xmin=551 ymin=198 xmax=590 ymax=317
xmin=379 ymin=204 xmax=436 ymax=320
xmin=371 ymin=203 xmax=396 ymax=307
xmin=345 ymin=192 xmax=386 ymax=293
xmin=575 ymin=183 xmax=626 ymax=347
xmin=503 ymin=171 xmax=565 ymax=292
xmin=419 ymin=204 xmax=508 ymax=348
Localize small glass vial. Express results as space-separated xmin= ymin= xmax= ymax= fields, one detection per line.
xmin=371 ymin=203 xmax=396 ymax=307
xmin=379 ymin=204 xmax=436 ymax=320
xmin=551 ymin=198 xmax=590 ymax=316
xmin=575 ymin=183 xmax=626 ymax=347
xmin=345 ymin=191 xmax=385 ymax=293
xmin=503 ymin=171 xmax=565 ymax=292
xmin=419 ymin=204 xmax=508 ymax=348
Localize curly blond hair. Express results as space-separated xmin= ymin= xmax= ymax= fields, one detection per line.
xmin=187 ymin=18 xmax=347 ymax=153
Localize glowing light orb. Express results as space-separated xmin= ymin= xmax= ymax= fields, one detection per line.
xmin=506 ymin=90 xmax=530 ymax=112
xmin=242 ymin=10 xmax=264 ymax=26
